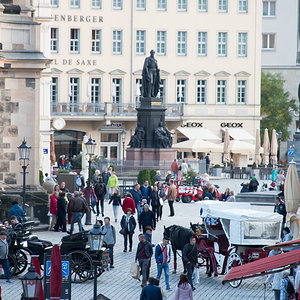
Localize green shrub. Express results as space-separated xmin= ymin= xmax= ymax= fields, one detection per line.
xmin=149 ymin=169 xmax=157 ymax=186
xmin=109 ymin=163 xmax=115 ymax=172
xmin=183 ymin=170 xmax=196 ymax=184
xmin=58 ymin=169 xmax=70 ymax=174
xmin=252 ymin=162 xmax=257 ymax=169
xmin=39 ymin=170 xmax=44 ymax=186
xmin=138 ymin=169 xmax=151 ymax=185
xmin=72 ymin=154 xmax=82 ymax=169
xmin=214 ymin=164 xmax=221 ymax=169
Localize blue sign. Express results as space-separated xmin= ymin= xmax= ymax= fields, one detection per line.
xmin=43 ymin=149 xmax=48 ymax=154
xmin=46 ymin=261 xmax=69 ymax=277
xmin=288 ymin=149 xmax=295 ymax=156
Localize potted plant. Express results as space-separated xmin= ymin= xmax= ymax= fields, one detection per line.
xmin=250 ymin=162 xmax=260 ymax=180
xmin=212 ymin=164 xmax=223 ymax=177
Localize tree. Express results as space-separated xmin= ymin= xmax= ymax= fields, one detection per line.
xmin=261 ymin=72 xmax=297 ymax=141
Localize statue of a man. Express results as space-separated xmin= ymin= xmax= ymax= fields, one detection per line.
xmin=154 ymin=122 xmax=170 ymax=148
xmin=128 ymin=122 xmax=145 ymax=148
xmin=142 ymin=50 xmax=161 ymax=98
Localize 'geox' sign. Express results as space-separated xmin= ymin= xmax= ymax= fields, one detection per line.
xmin=220 ymin=122 xmax=243 ymax=128
xmin=181 ymin=122 xmax=203 ymax=128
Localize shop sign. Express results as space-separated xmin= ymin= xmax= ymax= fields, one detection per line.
xmin=53 ymin=15 xmax=103 ymax=23
xmin=105 ymin=123 xmax=123 ymax=128
xmin=220 ymin=122 xmax=243 ymax=128
xmin=181 ymin=122 xmax=203 ymax=128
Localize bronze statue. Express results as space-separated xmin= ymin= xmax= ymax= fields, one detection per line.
xmin=154 ymin=122 xmax=172 ymax=148
xmin=142 ymin=50 xmax=161 ymax=98
xmin=128 ymin=122 xmax=145 ymax=148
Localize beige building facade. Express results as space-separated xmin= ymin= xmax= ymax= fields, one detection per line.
xmin=48 ymin=0 xmax=262 ymax=164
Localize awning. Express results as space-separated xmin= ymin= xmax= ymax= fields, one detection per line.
xmin=172 ymin=139 xmax=223 ymax=153
xmin=177 ymin=127 xmax=221 ymax=141
xmin=221 ymin=128 xmax=255 ymax=141
xmin=263 ymin=239 xmax=300 ymax=251
xmin=220 ymin=140 xmax=263 ymax=154
xmin=222 ymin=248 xmax=300 ymax=284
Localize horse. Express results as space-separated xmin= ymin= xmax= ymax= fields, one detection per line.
xmin=163 ymin=225 xmax=194 ymax=273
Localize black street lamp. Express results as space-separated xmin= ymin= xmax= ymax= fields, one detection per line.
xmin=121 ymin=130 xmax=126 ymax=162
xmin=17 ymin=138 xmax=31 ymax=221
xmin=85 ymin=137 xmax=96 ymax=225
xmin=20 ymin=264 xmax=43 ymax=299
xmin=277 ymin=130 xmax=282 ymax=166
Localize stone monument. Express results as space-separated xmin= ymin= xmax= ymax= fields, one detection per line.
xmin=126 ymin=50 xmax=176 ymax=164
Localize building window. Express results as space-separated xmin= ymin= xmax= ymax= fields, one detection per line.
xmin=197 ymin=79 xmax=207 ymax=103
xmin=135 ymin=78 xmax=142 ymax=104
xmin=217 ymin=32 xmax=227 ymax=56
xmin=198 ymin=32 xmax=207 ymax=56
xmin=91 ymin=29 xmax=101 ymax=53
xmin=91 ymin=78 xmax=101 ymax=103
xmin=113 ymin=0 xmax=122 ymax=9
xmin=50 ymin=77 xmax=58 ymax=103
xmin=136 ymin=30 xmax=146 ymax=55
xmin=70 ymin=0 xmax=80 ymax=8
xmin=69 ymin=78 xmax=79 ymax=104
xmin=237 ymin=80 xmax=246 ymax=103
xmin=51 ymin=0 xmax=59 ymax=7
xmin=113 ymin=30 xmax=122 ymax=54
xmin=198 ymin=0 xmax=207 ymax=11
xmin=112 ymin=78 xmax=122 ymax=103
xmin=70 ymin=29 xmax=80 ymax=53
xmin=176 ymin=79 xmax=186 ymax=103
xmin=263 ymin=1 xmax=276 ymax=17
xmin=178 ymin=0 xmax=187 ymax=11
xmin=50 ymin=28 xmax=58 ymax=53
xmin=217 ymin=80 xmax=226 ymax=103
xmin=177 ymin=31 xmax=187 ymax=56
xmin=159 ymin=79 xmax=166 ymax=103
xmin=262 ymin=33 xmax=275 ymax=50
xmin=92 ymin=0 xmax=101 ymax=8
xmin=238 ymin=32 xmax=247 ymax=57
xmin=137 ymin=0 xmax=146 ymax=10
xmin=219 ymin=0 xmax=228 ymax=12
xmin=238 ymin=0 xmax=248 ymax=12
xmin=157 ymin=31 xmax=166 ymax=55
xmin=157 ymin=0 xmax=167 ymax=10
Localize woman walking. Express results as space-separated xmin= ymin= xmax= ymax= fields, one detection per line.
xmin=49 ymin=191 xmax=58 ymax=230
xmin=149 ymin=185 xmax=160 ymax=222
xmin=157 ymin=182 xmax=165 ymax=221
xmin=175 ymin=274 xmax=193 ymax=300
xmin=109 ymin=188 xmax=122 ymax=222
xmin=120 ymin=208 xmax=136 ymax=252
xmin=83 ymin=183 xmax=98 ymax=214
xmin=107 ymin=171 xmax=119 ymax=196
xmin=54 ymin=192 xmax=67 ymax=232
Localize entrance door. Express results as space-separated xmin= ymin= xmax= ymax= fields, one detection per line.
xmin=99 ymin=132 xmax=120 ymax=161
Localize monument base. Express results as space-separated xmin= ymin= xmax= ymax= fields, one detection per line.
xmin=126 ymin=148 xmax=176 ymax=166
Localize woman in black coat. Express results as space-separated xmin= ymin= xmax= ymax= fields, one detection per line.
xmin=120 ymin=208 xmax=136 ymax=252
xmin=149 ymin=185 xmax=160 ymax=222
xmin=54 ymin=192 xmax=67 ymax=232
xmin=157 ymin=182 xmax=166 ymax=221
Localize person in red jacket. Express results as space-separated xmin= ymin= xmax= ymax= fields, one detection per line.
xmin=83 ymin=184 xmax=98 ymax=214
xmin=49 ymin=191 xmax=58 ymax=231
xmin=171 ymin=159 xmax=179 ymax=180
xmin=122 ymin=193 xmax=136 ymax=214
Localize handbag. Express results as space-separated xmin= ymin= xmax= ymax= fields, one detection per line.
xmin=159 ymin=197 xmax=164 ymax=206
xmin=130 ymin=262 xmax=140 ymax=280
xmin=119 ymin=227 xmax=126 ymax=235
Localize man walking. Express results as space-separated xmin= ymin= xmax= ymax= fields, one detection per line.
xmin=0 ymin=231 xmax=11 ymax=283
xmin=135 ymin=234 xmax=153 ymax=287
xmin=167 ymin=179 xmax=176 ymax=217
xmin=131 ymin=183 xmax=143 ymax=219
xmin=139 ymin=204 xmax=156 ymax=243
xmin=140 ymin=180 xmax=152 ymax=204
xmin=101 ymin=167 xmax=111 ymax=200
xmin=94 ymin=176 xmax=107 ymax=217
xmin=101 ymin=217 xmax=116 ymax=268
xmin=171 ymin=159 xmax=179 ymax=180
xmin=69 ymin=191 xmax=87 ymax=234
xmin=182 ymin=237 xmax=198 ymax=291
xmin=140 ymin=277 xmax=163 ymax=300
xmin=205 ymin=153 xmax=211 ymax=174
xmin=155 ymin=237 xmax=171 ymax=290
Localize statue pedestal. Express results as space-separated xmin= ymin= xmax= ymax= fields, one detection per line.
xmin=126 ymin=148 xmax=176 ymax=166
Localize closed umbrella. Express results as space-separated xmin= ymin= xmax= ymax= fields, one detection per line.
xmin=270 ymin=129 xmax=278 ymax=165
xmin=262 ymin=128 xmax=270 ymax=166
xmin=223 ymin=129 xmax=230 ymax=164
xmin=50 ymin=133 xmax=56 ymax=166
xmin=172 ymin=139 xmax=223 ymax=153
xmin=31 ymin=256 xmax=44 ymax=300
xmin=81 ymin=135 xmax=89 ymax=181
xmin=284 ymin=162 xmax=300 ymax=238
xmin=255 ymin=128 xmax=261 ymax=165
xmin=50 ymin=245 xmax=62 ymax=300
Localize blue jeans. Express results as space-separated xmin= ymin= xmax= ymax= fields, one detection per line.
xmin=70 ymin=212 xmax=83 ymax=234
xmin=173 ymin=171 xmax=178 ymax=180
xmin=0 ymin=258 xmax=10 ymax=280
xmin=157 ymin=263 xmax=170 ymax=289
xmin=136 ymin=203 xmax=142 ymax=220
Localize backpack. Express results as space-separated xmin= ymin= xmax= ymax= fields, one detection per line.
xmin=76 ymin=176 xmax=82 ymax=187
xmin=95 ymin=183 xmax=105 ymax=197
xmin=287 ymin=278 xmax=295 ymax=296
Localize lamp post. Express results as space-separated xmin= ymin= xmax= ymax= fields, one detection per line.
xmin=17 ymin=138 xmax=31 ymax=221
xmin=277 ymin=130 xmax=282 ymax=167
xmin=85 ymin=137 xmax=96 ymax=225
xmin=20 ymin=264 xmax=43 ymax=299
xmin=121 ymin=130 xmax=126 ymax=162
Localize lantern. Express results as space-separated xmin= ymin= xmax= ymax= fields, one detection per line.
xmin=20 ymin=265 xmax=42 ymax=299
xmin=88 ymin=222 xmax=104 ymax=251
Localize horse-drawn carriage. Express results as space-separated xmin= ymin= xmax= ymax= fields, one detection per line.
xmin=196 ymin=201 xmax=282 ymax=287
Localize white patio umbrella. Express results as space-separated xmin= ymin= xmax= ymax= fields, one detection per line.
xmin=81 ymin=135 xmax=89 ymax=181
xmin=284 ymin=162 xmax=300 ymax=238
xmin=255 ymin=128 xmax=262 ymax=165
xmin=262 ymin=128 xmax=270 ymax=166
xmin=223 ymin=129 xmax=230 ymax=164
xmin=172 ymin=139 xmax=223 ymax=153
xmin=270 ymin=129 xmax=278 ymax=165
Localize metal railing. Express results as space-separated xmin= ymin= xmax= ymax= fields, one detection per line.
xmin=165 ymin=104 xmax=184 ymax=116
xmin=111 ymin=103 xmax=137 ymax=116
xmin=51 ymin=102 xmax=106 ymax=115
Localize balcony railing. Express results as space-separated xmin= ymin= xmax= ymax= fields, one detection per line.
xmin=51 ymin=102 xmax=106 ymax=115
xmin=111 ymin=103 xmax=137 ymax=116
xmin=165 ymin=104 xmax=184 ymax=117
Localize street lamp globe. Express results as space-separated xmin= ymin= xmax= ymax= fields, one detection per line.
xmin=88 ymin=222 xmax=104 ymax=251
xmin=20 ymin=265 xmax=42 ymax=299
xmin=85 ymin=137 xmax=96 ymax=156
xmin=121 ymin=130 xmax=126 ymax=143
xmin=18 ymin=138 xmax=31 ymax=162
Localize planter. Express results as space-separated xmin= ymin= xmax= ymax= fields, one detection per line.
xmin=212 ymin=168 xmax=222 ymax=177
xmin=250 ymin=169 xmax=260 ymax=180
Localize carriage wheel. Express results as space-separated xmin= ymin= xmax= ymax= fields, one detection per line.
xmin=14 ymin=248 xmax=31 ymax=275
xmin=226 ymin=252 xmax=243 ymax=288
xmin=69 ymin=250 xmax=93 ymax=283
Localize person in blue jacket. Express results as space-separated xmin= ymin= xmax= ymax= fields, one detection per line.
xmin=140 ymin=277 xmax=163 ymax=300
xmin=9 ymin=200 xmax=24 ymax=222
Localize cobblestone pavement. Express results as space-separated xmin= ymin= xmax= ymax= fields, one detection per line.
xmin=2 ymin=179 xmax=275 ymax=300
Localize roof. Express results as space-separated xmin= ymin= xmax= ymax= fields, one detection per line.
xmin=197 ymin=201 xmax=282 ymax=222
xmin=0 ymin=51 xmax=48 ymax=61
xmin=222 ymin=248 xmax=300 ymax=284
xmin=263 ymin=239 xmax=300 ymax=251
